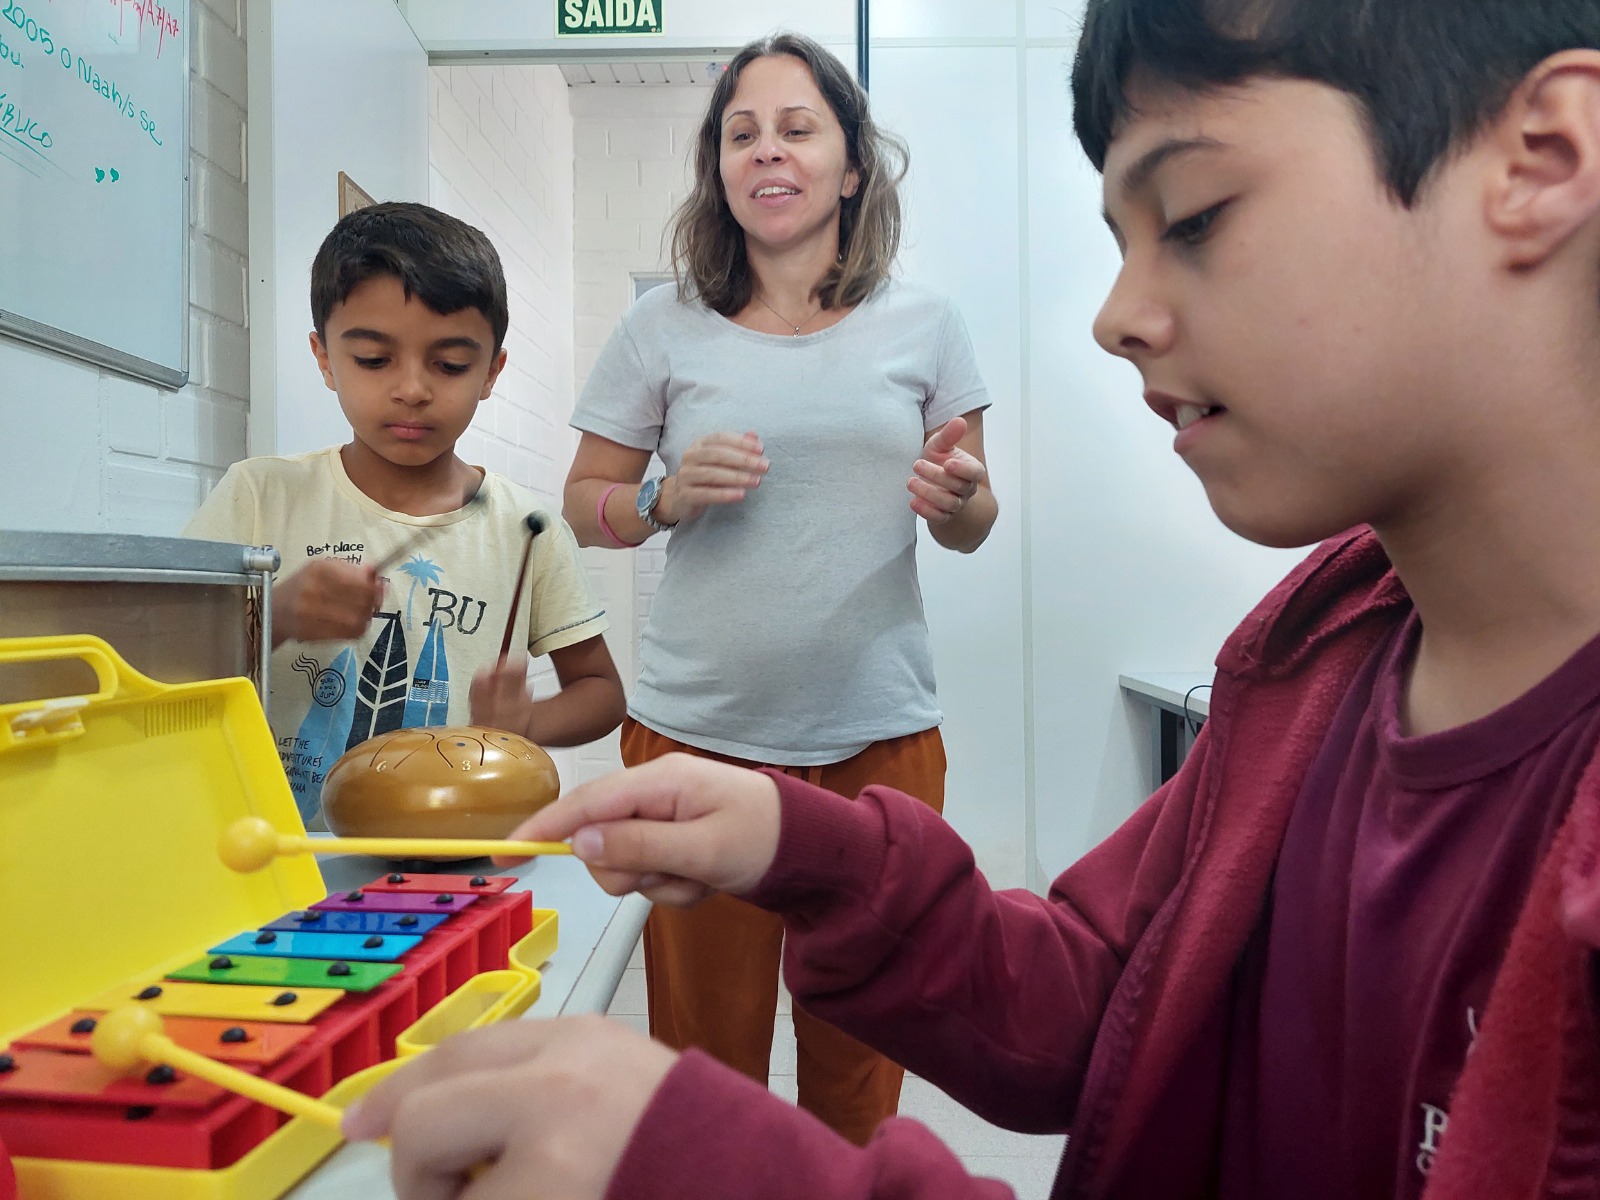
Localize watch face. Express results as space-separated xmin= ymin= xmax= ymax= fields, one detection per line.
xmin=636 ymin=476 xmax=661 ymax=519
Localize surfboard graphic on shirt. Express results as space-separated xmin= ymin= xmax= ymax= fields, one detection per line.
xmin=402 ymin=619 xmax=451 ymax=727
xmin=288 ymin=647 xmax=358 ymax=822
xmin=346 ymin=612 xmax=410 ymax=750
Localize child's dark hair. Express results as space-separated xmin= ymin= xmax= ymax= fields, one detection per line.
xmin=310 ymin=202 xmax=509 ymax=351
xmin=1072 ymin=0 xmax=1600 ymax=205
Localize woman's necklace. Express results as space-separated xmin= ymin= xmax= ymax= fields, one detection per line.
xmin=755 ymin=294 xmax=824 ymax=336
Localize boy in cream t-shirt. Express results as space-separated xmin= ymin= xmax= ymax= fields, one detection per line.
xmin=186 ymin=203 xmax=624 ymax=821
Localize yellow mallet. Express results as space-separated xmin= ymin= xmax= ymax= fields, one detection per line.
xmin=218 ymin=816 xmax=572 ymax=874
xmin=92 ymin=1007 xmax=348 ymax=1133
xmin=95 ymin=997 xmax=496 ymax=1177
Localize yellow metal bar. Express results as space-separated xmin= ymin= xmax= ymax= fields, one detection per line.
xmin=87 ymin=980 xmax=346 ymax=1024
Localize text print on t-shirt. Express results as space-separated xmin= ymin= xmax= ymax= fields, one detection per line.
xmin=1415 ymin=1006 xmax=1479 ymax=1178
xmin=275 ymin=547 xmax=498 ymax=820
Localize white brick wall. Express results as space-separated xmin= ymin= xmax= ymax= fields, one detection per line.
xmin=429 ymin=65 xmax=576 ymax=505
xmin=571 ymin=86 xmax=706 ymax=389
xmin=0 ymin=0 xmax=249 ymax=534
xmin=571 ymin=85 xmax=708 ymax=687
xmin=429 ymin=65 xmax=637 ymax=784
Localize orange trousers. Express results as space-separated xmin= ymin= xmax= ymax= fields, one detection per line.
xmin=621 ymin=718 xmax=946 ymax=1146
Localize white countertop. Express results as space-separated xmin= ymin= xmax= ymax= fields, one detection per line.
xmin=1118 ymin=671 xmax=1215 ymax=719
xmin=282 ymin=845 xmax=650 ymax=1199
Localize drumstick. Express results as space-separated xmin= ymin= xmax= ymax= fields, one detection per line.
xmin=498 ymin=513 xmax=548 ymax=659
xmin=218 ymin=816 xmax=572 ymax=875
xmin=93 ymin=1007 xmax=349 ymax=1133
xmin=369 ymin=475 xmax=491 ymax=577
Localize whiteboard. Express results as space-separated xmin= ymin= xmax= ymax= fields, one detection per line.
xmin=0 ymin=0 xmax=189 ymax=388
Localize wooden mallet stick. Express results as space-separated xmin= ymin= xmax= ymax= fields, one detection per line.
xmin=498 ymin=513 xmax=548 ymax=659
xmin=369 ymin=477 xmax=490 ymax=576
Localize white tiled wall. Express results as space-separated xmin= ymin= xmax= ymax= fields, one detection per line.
xmin=570 ymin=86 xmax=704 ymax=389
xmin=571 ymin=84 xmax=708 ymax=712
xmin=428 ymin=65 xmax=637 ymax=784
xmin=428 ymin=65 xmax=575 ymax=503
xmin=0 ymin=0 xmax=249 ymax=534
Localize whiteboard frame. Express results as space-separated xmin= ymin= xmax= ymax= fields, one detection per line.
xmin=0 ymin=5 xmax=192 ymax=392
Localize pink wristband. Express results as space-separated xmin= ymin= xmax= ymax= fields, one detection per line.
xmin=596 ymin=482 xmax=636 ymax=549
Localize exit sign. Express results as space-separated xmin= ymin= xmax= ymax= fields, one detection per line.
xmin=558 ymin=0 xmax=662 ymax=36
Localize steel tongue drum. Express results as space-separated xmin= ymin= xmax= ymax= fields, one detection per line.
xmin=320 ymin=726 xmax=561 ymax=846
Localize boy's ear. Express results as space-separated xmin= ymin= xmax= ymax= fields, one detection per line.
xmin=308 ymin=331 xmax=338 ymax=391
xmin=1483 ymin=49 xmax=1600 ymax=271
xmin=479 ymin=347 xmax=509 ymax=401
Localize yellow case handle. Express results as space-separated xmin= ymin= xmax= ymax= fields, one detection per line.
xmin=0 ymin=634 xmax=169 ymax=751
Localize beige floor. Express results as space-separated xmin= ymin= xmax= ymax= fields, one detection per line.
xmin=608 ymin=940 xmax=1067 ymax=1199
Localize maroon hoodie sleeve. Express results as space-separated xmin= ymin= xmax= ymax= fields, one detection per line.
xmin=606 ymin=765 xmax=1199 ymax=1200
xmin=740 ymin=770 xmax=1193 ymax=1133
xmin=606 ymin=1051 xmax=1018 ymax=1200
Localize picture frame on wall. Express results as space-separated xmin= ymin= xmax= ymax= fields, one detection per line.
xmin=338 ymin=171 xmax=377 ymax=217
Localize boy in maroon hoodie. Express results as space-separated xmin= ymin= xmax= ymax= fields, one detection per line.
xmin=346 ymin=2 xmax=1600 ymax=1197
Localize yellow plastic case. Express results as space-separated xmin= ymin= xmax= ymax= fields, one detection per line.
xmin=0 ymin=636 xmax=556 ymax=1200
xmin=395 ymin=909 xmax=558 ymax=1059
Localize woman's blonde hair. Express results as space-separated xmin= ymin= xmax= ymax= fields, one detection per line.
xmin=669 ymin=32 xmax=909 ymax=316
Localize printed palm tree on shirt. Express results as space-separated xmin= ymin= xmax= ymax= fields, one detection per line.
xmin=396 ymin=556 xmax=442 ymax=629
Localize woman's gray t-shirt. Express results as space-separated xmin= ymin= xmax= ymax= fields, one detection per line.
xmin=571 ymin=279 xmax=990 ymax=766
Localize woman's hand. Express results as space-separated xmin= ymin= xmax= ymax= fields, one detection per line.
xmin=653 ymin=432 xmax=769 ymax=526
xmin=500 ymin=753 xmax=783 ymax=907
xmin=343 ymin=1016 xmax=677 ymax=1200
xmin=908 ymin=416 xmax=988 ymax=526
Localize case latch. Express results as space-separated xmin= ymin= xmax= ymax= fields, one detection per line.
xmin=7 ymin=696 xmax=90 ymax=745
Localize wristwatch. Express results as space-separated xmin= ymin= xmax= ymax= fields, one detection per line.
xmin=636 ymin=475 xmax=676 ymax=531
